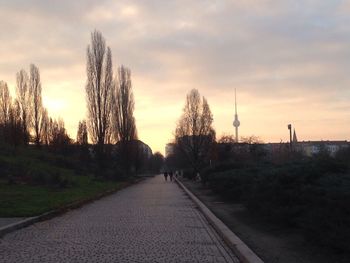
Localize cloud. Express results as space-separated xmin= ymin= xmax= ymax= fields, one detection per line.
xmin=0 ymin=0 xmax=349 ymax=153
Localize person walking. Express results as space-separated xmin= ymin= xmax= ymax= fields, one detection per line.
xmin=163 ymin=171 xmax=168 ymax=181
xmin=169 ymin=171 xmax=173 ymax=182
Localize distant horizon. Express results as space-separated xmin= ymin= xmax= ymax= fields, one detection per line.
xmin=1 ymin=1 xmax=350 ymax=155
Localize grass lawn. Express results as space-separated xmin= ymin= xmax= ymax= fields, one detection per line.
xmin=0 ymin=176 xmax=126 ymax=217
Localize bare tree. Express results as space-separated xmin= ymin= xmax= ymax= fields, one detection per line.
xmin=112 ymin=66 xmax=138 ymax=173
xmin=76 ymin=119 xmax=90 ymax=164
xmin=113 ymin=65 xmax=137 ymax=142
xmin=85 ymin=30 xmax=114 ymax=149
xmin=175 ymin=89 xmax=215 ymax=174
xmin=29 ymin=64 xmax=44 ymax=146
xmin=240 ymin=135 xmax=263 ymax=144
xmin=218 ymin=134 xmax=236 ymax=144
xmin=41 ymin=108 xmax=50 ymax=145
xmin=0 ymin=81 xmax=12 ymax=125
xmin=48 ymin=117 xmax=71 ymax=146
xmin=149 ymin=152 xmax=164 ymax=173
xmin=76 ymin=120 xmax=88 ymax=145
xmin=0 ymin=83 xmax=27 ymax=146
xmin=8 ymin=100 xmax=25 ymax=146
xmin=16 ymin=69 xmax=31 ymax=144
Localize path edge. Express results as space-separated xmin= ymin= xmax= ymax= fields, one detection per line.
xmin=0 ymin=177 xmax=144 ymax=238
xmin=175 ymin=178 xmax=264 ymax=263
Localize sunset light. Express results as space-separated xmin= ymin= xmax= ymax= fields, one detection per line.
xmin=1 ymin=1 xmax=350 ymax=262
xmin=1 ymin=1 xmax=349 ymax=154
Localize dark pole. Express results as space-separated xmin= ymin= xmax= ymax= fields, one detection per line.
xmin=288 ymin=124 xmax=292 ymax=151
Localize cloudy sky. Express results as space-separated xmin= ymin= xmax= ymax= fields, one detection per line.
xmin=1 ymin=0 xmax=350 ymax=154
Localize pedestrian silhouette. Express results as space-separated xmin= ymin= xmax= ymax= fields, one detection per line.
xmin=164 ymin=172 xmax=168 ymax=181
xmin=169 ymin=171 xmax=173 ymax=182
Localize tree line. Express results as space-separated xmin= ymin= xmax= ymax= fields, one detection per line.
xmin=170 ymin=87 xmax=350 ymax=255
xmin=85 ymin=30 xmax=140 ymax=173
xmin=0 ymin=65 xmax=70 ymax=147
xmin=0 ymin=30 xmax=163 ymax=176
xmin=85 ymin=31 xmax=137 ymax=146
xmin=170 ymin=88 xmax=265 ymax=177
xmin=0 ymin=30 xmax=137 ymax=148
xmin=1 ymin=29 xmax=260 ymax=177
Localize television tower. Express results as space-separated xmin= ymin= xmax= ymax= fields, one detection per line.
xmin=233 ymin=89 xmax=240 ymax=142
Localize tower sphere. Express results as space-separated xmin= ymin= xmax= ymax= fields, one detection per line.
xmin=233 ymin=118 xmax=240 ymax=127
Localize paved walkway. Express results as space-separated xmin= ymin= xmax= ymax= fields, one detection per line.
xmin=0 ymin=175 xmax=239 ymax=263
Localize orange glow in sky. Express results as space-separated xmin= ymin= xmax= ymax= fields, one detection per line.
xmin=1 ymin=1 xmax=350 ymax=154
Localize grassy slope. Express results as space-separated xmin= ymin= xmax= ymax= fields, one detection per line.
xmin=0 ymin=145 xmax=126 ymax=217
xmin=0 ymin=177 xmax=123 ymax=217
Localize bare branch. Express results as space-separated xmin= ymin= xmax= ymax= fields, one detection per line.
xmin=85 ymin=30 xmax=113 ymax=148
xmin=16 ymin=69 xmax=30 ymax=144
xmin=29 ymin=64 xmax=43 ymax=146
xmin=112 ymin=65 xmax=137 ymax=142
xmin=0 ymin=81 xmax=11 ymax=125
xmin=175 ymin=89 xmax=215 ymax=172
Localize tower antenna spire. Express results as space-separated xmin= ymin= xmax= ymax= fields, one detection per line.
xmin=235 ymin=88 xmax=237 ymax=115
xmin=233 ymin=89 xmax=240 ymax=143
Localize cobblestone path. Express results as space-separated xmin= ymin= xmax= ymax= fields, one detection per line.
xmin=0 ymin=175 xmax=239 ymax=263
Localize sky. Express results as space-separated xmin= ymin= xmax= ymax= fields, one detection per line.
xmin=1 ymin=0 xmax=350 ymax=154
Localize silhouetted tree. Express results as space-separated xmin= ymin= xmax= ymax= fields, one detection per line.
xmin=165 ymin=143 xmax=189 ymax=171
xmin=85 ymin=30 xmax=114 ymax=150
xmin=113 ymin=66 xmax=137 ymax=142
xmin=29 ymin=64 xmax=44 ymax=146
xmin=149 ymin=152 xmax=164 ymax=173
xmin=8 ymin=100 xmax=25 ymax=146
xmin=112 ymin=66 xmax=138 ymax=173
xmin=0 ymin=81 xmax=11 ymax=125
xmin=53 ymin=118 xmax=69 ymax=145
xmin=0 ymin=82 xmax=28 ymax=146
xmin=240 ymin=135 xmax=263 ymax=144
xmin=76 ymin=119 xmax=90 ymax=164
xmin=216 ymin=134 xmax=265 ymax=164
xmin=0 ymin=81 xmax=28 ymax=147
xmin=39 ymin=109 xmax=71 ymax=148
xmin=16 ymin=69 xmax=31 ymax=144
xmin=218 ymin=134 xmax=236 ymax=144
xmin=76 ymin=120 xmax=88 ymax=145
xmin=41 ymin=108 xmax=50 ymax=145
xmin=175 ymin=89 xmax=215 ymax=174
xmin=216 ymin=134 xmax=235 ymax=163
xmin=0 ymin=81 xmax=12 ymax=143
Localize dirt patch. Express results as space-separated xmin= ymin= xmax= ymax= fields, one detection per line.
xmin=181 ymin=178 xmax=350 ymax=263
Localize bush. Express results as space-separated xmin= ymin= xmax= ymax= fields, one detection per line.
xmin=26 ymin=164 xmax=71 ymax=188
xmin=183 ymin=168 xmax=196 ymax=180
xmin=244 ymin=166 xmax=309 ymax=226
xmin=207 ymin=167 xmax=258 ymax=201
xmin=205 ymin=156 xmax=350 ymax=251
xmin=300 ymin=174 xmax=350 ymax=252
xmin=201 ymin=161 xmax=246 ymax=184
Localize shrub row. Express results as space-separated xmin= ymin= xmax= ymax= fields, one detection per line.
xmin=206 ymin=158 xmax=350 ymax=251
xmin=0 ymin=156 xmax=73 ymax=188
